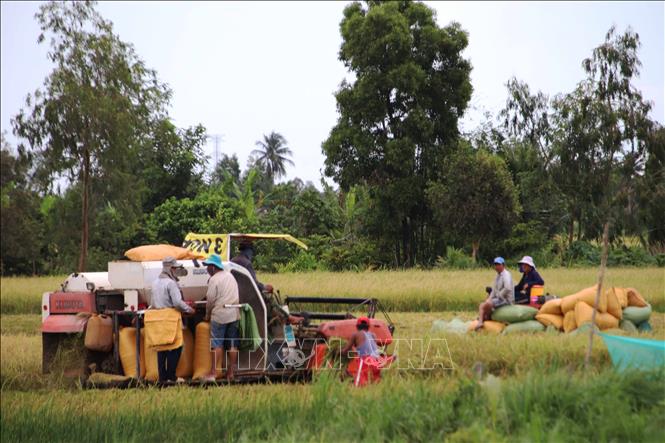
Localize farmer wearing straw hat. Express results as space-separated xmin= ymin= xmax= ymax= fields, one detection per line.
xmin=202 ymin=254 xmax=240 ymax=382
xmin=475 ymin=257 xmax=513 ymax=331
xmin=514 ymin=256 xmax=544 ymax=304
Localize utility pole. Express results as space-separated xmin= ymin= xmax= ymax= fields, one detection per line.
xmin=207 ymin=133 xmax=224 ymax=167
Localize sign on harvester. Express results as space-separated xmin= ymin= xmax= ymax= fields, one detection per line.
xmin=182 ymin=232 xmax=308 ymax=261
xmin=182 ymin=233 xmax=230 ymax=260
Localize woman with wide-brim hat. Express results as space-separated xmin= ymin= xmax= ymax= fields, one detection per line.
xmin=515 ymin=256 xmax=544 ymax=304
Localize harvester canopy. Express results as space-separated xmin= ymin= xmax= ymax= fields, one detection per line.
xmin=182 ymin=233 xmax=308 ymax=260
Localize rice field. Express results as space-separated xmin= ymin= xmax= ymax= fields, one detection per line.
xmin=2 ymin=267 xmax=664 ymax=314
xmin=2 ymin=310 xmax=665 ymax=442
xmin=2 ymin=369 xmax=664 ymax=442
xmin=1 ymin=270 xmax=664 ymax=442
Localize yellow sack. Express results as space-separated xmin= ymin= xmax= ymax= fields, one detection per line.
xmin=193 ymin=322 xmax=222 ymax=379
xmin=467 ymin=320 xmax=506 ymax=334
xmin=144 ymin=308 xmax=183 ymax=351
xmin=176 ymin=328 xmax=195 ymax=378
xmin=144 ymin=328 xmax=193 ymax=381
xmin=125 ymin=244 xmax=205 ymax=262
xmin=574 ymin=301 xmax=620 ymax=330
xmin=84 ymin=314 xmax=113 ymax=352
xmin=627 ymin=288 xmax=648 ymax=307
xmin=539 ymin=298 xmax=563 ymax=316
xmin=144 ymin=331 xmax=159 ymax=382
xmin=119 ymin=327 xmax=146 ymax=378
xmin=535 ymin=313 xmax=563 ymax=330
xmin=561 ymin=285 xmax=607 ymax=314
xmin=605 ymin=288 xmax=622 ymax=319
xmin=612 ymin=287 xmax=629 ymax=308
xmin=563 ymin=310 xmax=577 ymax=333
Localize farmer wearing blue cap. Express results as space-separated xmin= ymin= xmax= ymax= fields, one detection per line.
xmin=475 ymin=257 xmax=514 ymax=331
xmin=202 ymin=254 xmax=240 ymax=382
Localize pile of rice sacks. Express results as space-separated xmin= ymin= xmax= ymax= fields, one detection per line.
xmin=468 ymin=286 xmax=651 ymax=335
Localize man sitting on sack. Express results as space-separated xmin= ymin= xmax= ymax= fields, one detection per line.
xmin=149 ymin=257 xmax=195 ymax=382
xmin=475 ymin=257 xmax=514 ymax=331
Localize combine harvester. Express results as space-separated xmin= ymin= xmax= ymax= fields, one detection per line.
xmin=41 ymin=233 xmax=395 ymax=386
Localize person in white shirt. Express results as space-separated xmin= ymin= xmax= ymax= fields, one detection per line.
xmin=202 ymin=254 xmax=240 ymax=382
xmin=475 ymin=257 xmax=514 ymax=331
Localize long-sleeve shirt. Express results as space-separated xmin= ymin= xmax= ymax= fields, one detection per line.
xmin=490 ymin=269 xmax=514 ymax=305
xmin=205 ymin=270 xmax=240 ymax=325
xmin=231 ymin=252 xmax=264 ymax=291
xmin=517 ymin=269 xmax=545 ymax=290
xmin=151 ymin=273 xmax=193 ymax=313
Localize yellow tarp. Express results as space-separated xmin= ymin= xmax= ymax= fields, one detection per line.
xmin=182 ymin=233 xmax=308 ymax=260
xmin=144 ymin=308 xmax=183 ymax=351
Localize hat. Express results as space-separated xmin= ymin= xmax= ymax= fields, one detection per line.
xmin=518 ymin=256 xmax=536 ymax=269
xmin=356 ymin=316 xmax=370 ymax=327
xmin=162 ymin=256 xmax=183 ymax=268
xmin=493 ymin=257 xmax=505 ymax=265
xmin=202 ymin=254 xmax=224 ymax=270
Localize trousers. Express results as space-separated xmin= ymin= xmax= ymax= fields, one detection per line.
xmin=157 ymin=346 xmax=182 ymax=382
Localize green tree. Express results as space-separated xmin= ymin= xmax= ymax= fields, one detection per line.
xmin=553 ymin=26 xmax=652 ymax=244
xmin=251 ymin=131 xmax=295 ymax=182
xmin=500 ymin=78 xmax=553 ymax=167
xmin=0 ymin=135 xmax=44 ymax=275
xmin=496 ymin=79 xmax=566 ymax=239
xmin=497 ymin=139 xmax=566 ymax=238
xmin=322 ymin=0 xmax=472 ymax=266
xmin=426 ymin=147 xmax=520 ymax=261
xmin=146 ymin=191 xmax=247 ymax=245
xmin=641 ymin=125 xmax=665 ymax=249
xmin=210 ymin=153 xmax=241 ymax=185
xmin=222 ymin=168 xmax=263 ymax=224
xmin=12 ymin=1 xmax=170 ymax=271
xmin=290 ymin=185 xmax=343 ymax=237
xmin=140 ymin=120 xmax=207 ymax=212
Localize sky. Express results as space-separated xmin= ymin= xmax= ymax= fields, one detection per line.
xmin=2 ymin=1 xmax=664 ymax=188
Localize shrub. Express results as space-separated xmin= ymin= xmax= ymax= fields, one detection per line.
xmin=563 ymin=241 xmax=600 ymax=266
xmin=277 ymin=252 xmax=323 ymax=273
xmin=436 ymin=246 xmax=477 ymax=269
xmin=322 ymin=239 xmax=377 ymax=271
xmin=502 ymin=221 xmax=550 ymax=257
xmin=608 ymin=246 xmax=658 ymax=266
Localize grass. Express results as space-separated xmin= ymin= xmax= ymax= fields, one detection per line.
xmin=1 ymin=369 xmax=663 ymax=442
xmin=267 ymin=267 xmax=665 ymax=312
xmin=0 ymin=275 xmax=65 ymax=315
xmin=1 ymin=309 xmax=664 ymax=442
xmin=2 ymin=268 xmax=664 ymax=314
xmin=0 ymin=314 xmax=41 ymax=335
xmin=1 ymin=269 xmax=663 ymax=441
xmin=2 ymin=312 xmax=663 ymax=391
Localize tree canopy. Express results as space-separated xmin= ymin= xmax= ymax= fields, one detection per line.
xmin=322 ymin=0 xmax=472 ymax=266
xmin=12 ymin=0 xmax=171 ymax=271
xmin=3 ymin=1 xmax=663 ymax=275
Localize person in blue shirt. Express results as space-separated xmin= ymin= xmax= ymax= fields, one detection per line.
xmin=514 ymin=256 xmax=545 ymax=304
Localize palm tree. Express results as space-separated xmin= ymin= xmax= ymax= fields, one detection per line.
xmin=251 ymin=131 xmax=295 ymax=182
